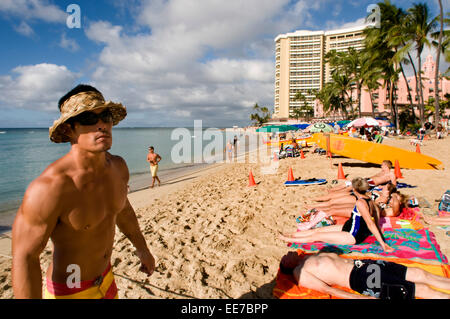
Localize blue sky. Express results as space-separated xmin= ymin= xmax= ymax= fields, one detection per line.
xmin=0 ymin=0 xmax=447 ymax=128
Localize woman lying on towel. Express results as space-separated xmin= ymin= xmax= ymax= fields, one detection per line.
xmin=279 ymin=250 xmax=450 ymax=299
xmin=280 ymin=178 xmax=394 ymax=252
xmin=306 ymin=183 xmax=403 ymax=219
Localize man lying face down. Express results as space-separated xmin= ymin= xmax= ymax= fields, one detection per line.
xmin=279 ymin=250 xmax=450 ymax=299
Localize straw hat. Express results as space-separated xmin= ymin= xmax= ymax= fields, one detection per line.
xmin=49 ymin=91 xmax=127 ymax=143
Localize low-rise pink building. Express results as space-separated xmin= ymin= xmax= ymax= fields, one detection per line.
xmin=316 ymin=55 xmax=449 ymax=119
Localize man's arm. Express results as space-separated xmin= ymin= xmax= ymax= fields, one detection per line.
xmin=114 ymin=156 xmax=155 ymax=275
xmin=294 ymin=266 xmax=372 ymax=299
xmin=12 ymin=178 xmax=61 ymax=298
xmin=115 ymin=199 xmax=155 ymax=276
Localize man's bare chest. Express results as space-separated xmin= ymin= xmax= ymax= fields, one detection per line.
xmin=61 ymin=174 xmax=127 ymax=231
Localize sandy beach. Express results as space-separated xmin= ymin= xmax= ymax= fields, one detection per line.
xmin=0 ymin=136 xmax=448 ymax=299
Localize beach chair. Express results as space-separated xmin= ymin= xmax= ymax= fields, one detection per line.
xmin=285 ymin=147 xmax=294 ymax=157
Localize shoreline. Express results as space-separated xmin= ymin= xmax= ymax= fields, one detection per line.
xmin=0 ymin=162 xmax=220 ymax=233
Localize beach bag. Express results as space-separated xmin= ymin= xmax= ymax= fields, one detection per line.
xmin=296 ymin=209 xmax=335 ymax=231
xmin=438 ymin=190 xmax=450 ymax=212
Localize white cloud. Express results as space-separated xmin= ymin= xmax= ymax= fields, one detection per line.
xmin=0 ymin=0 xmax=66 ymax=23
xmin=0 ymin=63 xmax=79 ymax=111
xmin=59 ymin=33 xmax=79 ymax=52
xmin=82 ymin=0 xmax=327 ymax=126
xmin=14 ymin=21 xmax=35 ymax=37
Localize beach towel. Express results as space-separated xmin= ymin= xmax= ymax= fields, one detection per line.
xmin=44 ymin=264 xmax=118 ymax=299
xmin=438 ymin=211 xmax=450 ymax=217
xmin=287 ymin=228 xmax=448 ymax=264
xmin=397 ymin=207 xmax=421 ymax=221
xmin=273 ymin=250 xmax=450 ymax=299
xmin=296 ymin=209 xmax=335 ymax=231
xmin=378 ymin=207 xmax=423 ymax=230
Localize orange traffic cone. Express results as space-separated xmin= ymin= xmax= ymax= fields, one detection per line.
xmin=327 ymin=150 xmax=332 ymax=158
xmin=415 ymin=144 xmax=421 ymax=153
xmin=273 ymin=152 xmax=278 ymax=162
xmin=394 ymin=160 xmax=403 ymax=179
xmin=300 ymin=149 xmax=305 ymax=159
xmin=248 ymin=170 xmax=257 ymax=187
xmin=287 ymin=167 xmax=295 ymax=182
xmin=337 ymin=163 xmax=346 ymax=180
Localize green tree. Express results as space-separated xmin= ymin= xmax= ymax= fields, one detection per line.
xmin=364 ymin=0 xmax=406 ymax=129
xmin=431 ymin=5 xmax=447 ymax=129
xmin=404 ymin=2 xmax=438 ymax=125
xmin=291 ymin=91 xmax=314 ymax=121
xmin=250 ymin=103 xmax=271 ymax=126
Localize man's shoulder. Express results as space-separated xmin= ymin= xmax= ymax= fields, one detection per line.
xmin=108 ymin=153 xmax=128 ymax=169
xmin=27 ymin=163 xmax=74 ymax=198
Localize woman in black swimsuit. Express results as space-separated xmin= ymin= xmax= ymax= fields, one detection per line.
xmin=280 ymin=178 xmax=394 ymax=251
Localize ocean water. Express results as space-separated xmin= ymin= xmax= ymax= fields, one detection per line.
xmin=0 ymin=127 xmax=256 ymax=221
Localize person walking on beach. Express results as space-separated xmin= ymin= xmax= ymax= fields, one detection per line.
xmin=11 ymin=84 xmax=156 ymax=299
xmin=226 ymin=140 xmax=233 ymax=162
xmin=147 ymin=146 xmax=161 ymax=188
xmin=233 ymin=135 xmax=238 ymax=161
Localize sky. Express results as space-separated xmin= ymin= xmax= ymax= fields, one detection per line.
xmin=0 ymin=0 xmax=448 ymax=128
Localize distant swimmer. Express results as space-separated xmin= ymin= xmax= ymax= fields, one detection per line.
xmin=147 ymin=146 xmax=161 ymax=188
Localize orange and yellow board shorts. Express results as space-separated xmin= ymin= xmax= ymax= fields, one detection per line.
xmin=44 ymin=264 xmax=118 ymax=299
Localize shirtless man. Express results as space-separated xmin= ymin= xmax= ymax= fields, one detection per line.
xmin=146 ymin=146 xmax=161 ymax=188
xmin=12 ymin=85 xmax=155 ymax=299
xmin=280 ymin=251 xmax=450 ymax=299
xmin=316 ymin=160 xmax=397 ymax=201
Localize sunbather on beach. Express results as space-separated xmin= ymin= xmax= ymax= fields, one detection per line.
xmin=315 ymin=160 xmax=397 ymax=201
xmin=280 ymin=178 xmax=393 ymax=251
xmin=279 ymin=250 xmax=450 ymax=299
xmin=12 ymin=85 xmax=155 ymax=299
xmin=422 ymin=215 xmax=450 ymax=226
xmin=307 ymin=183 xmax=402 ymax=219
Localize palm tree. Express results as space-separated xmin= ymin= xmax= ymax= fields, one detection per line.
xmin=386 ymin=3 xmax=418 ymax=123
xmin=323 ymin=50 xmax=354 ymax=119
xmin=431 ymin=7 xmax=447 ymax=129
xmin=250 ymin=103 xmax=271 ymax=126
xmin=364 ymin=0 xmax=404 ymax=129
xmin=404 ymin=3 xmax=438 ymax=125
xmin=292 ymin=91 xmax=314 ymax=121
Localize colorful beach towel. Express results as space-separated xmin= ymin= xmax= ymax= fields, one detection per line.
xmin=273 ymin=250 xmax=450 ymax=299
xmin=287 ymin=228 xmax=448 ymax=264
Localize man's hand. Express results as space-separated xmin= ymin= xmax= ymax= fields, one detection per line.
xmin=136 ymin=249 xmax=156 ymax=276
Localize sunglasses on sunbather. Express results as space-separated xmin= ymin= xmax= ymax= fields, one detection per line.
xmin=71 ymin=109 xmax=113 ymax=126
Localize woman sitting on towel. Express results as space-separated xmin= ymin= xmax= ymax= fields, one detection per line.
xmin=280 ymin=178 xmax=394 ymax=251
xmin=306 ymin=183 xmax=402 ymax=219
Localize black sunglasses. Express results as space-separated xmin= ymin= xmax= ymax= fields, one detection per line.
xmin=71 ymin=109 xmax=113 ymax=126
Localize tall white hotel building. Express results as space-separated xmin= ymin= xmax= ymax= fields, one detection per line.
xmin=273 ymin=25 xmax=366 ymax=119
